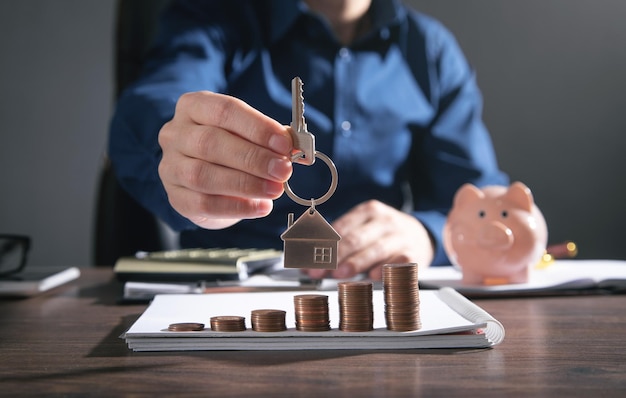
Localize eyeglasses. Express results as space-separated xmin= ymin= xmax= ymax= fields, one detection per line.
xmin=0 ymin=234 xmax=31 ymax=278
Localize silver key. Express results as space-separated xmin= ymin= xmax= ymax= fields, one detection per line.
xmin=282 ymin=77 xmax=341 ymax=270
xmin=290 ymin=77 xmax=315 ymax=166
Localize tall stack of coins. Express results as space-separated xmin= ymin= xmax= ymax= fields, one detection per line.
xmin=210 ymin=316 xmax=247 ymax=332
xmin=382 ymin=263 xmax=422 ymax=331
xmin=293 ymin=294 xmax=331 ymax=332
xmin=337 ymin=281 xmax=374 ymax=332
xmin=251 ymin=309 xmax=287 ymax=332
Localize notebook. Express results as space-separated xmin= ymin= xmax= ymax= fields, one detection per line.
xmin=0 ymin=266 xmax=80 ymax=297
xmin=114 ymin=248 xmax=283 ymax=282
xmin=122 ymin=288 xmax=505 ymax=351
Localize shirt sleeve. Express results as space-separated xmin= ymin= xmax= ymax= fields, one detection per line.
xmin=108 ymin=1 xmax=230 ymax=231
xmin=408 ymin=16 xmax=509 ymax=265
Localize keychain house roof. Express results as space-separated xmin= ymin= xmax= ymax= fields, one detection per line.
xmin=281 ymin=208 xmax=341 ymax=270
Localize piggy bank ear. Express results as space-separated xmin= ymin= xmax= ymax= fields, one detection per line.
xmin=453 ymin=183 xmax=484 ymax=208
xmin=503 ymin=181 xmax=533 ymax=212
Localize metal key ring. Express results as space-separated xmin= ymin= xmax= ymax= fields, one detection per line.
xmin=283 ymin=151 xmax=338 ymax=206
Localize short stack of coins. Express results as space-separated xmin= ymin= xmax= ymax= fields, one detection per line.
xmin=382 ymin=263 xmax=422 ymax=331
xmin=337 ymin=281 xmax=374 ymax=332
xmin=293 ymin=294 xmax=331 ymax=331
xmin=167 ymin=322 xmax=205 ymax=331
xmin=210 ymin=316 xmax=246 ymax=332
xmin=251 ymin=309 xmax=287 ymax=332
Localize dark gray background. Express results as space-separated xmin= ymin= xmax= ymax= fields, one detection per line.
xmin=1 ymin=0 xmax=624 ymax=267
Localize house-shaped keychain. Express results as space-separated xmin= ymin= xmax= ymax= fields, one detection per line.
xmin=280 ymin=207 xmax=341 ymax=269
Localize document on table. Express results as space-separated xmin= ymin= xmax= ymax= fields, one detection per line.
xmin=0 ymin=267 xmax=80 ymax=297
xmin=122 ymin=288 xmax=505 ymax=351
xmin=419 ymin=259 xmax=626 ymax=297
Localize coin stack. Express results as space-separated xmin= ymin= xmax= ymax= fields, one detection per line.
xmin=251 ymin=309 xmax=287 ymax=332
xmin=210 ymin=316 xmax=247 ymax=332
xmin=293 ymin=294 xmax=331 ymax=332
xmin=382 ymin=263 xmax=422 ymax=331
xmin=337 ymin=281 xmax=374 ymax=332
xmin=168 ymin=322 xmax=205 ymax=332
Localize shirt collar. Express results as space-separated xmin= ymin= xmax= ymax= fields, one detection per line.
xmin=369 ymin=0 xmax=406 ymax=31
xmin=265 ymin=0 xmax=406 ymax=45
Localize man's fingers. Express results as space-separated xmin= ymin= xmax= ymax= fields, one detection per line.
xmin=333 ymin=201 xmax=394 ymax=261
xmin=160 ymin=122 xmax=292 ymax=184
xmin=165 ymin=184 xmax=274 ymax=227
xmin=332 ymin=200 xmax=377 ymax=235
xmin=334 ymin=233 xmax=394 ymax=278
xmin=160 ymin=151 xmax=286 ymax=199
xmin=157 ymin=91 xmax=296 ymax=230
xmin=178 ymin=91 xmax=292 ymax=155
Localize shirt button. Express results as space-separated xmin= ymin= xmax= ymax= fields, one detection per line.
xmin=380 ymin=28 xmax=390 ymax=40
xmin=341 ymin=121 xmax=352 ymax=137
xmin=339 ymin=47 xmax=351 ymax=60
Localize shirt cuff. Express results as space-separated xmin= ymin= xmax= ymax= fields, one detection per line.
xmin=413 ymin=210 xmax=450 ymax=266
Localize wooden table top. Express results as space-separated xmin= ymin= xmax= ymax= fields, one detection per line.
xmin=1 ymin=267 xmax=625 ymax=396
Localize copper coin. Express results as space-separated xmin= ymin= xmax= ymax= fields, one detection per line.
xmin=167 ymin=322 xmax=205 ymax=332
xmin=251 ymin=309 xmax=287 ymax=332
xmin=294 ymin=294 xmax=331 ymax=331
xmin=210 ymin=315 xmax=247 ymax=332
xmin=338 ymin=281 xmax=374 ymax=332
xmin=382 ymin=263 xmax=422 ymax=331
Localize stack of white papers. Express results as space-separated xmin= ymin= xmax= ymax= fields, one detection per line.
xmin=122 ymin=288 xmax=504 ymax=351
xmin=420 ymin=259 xmax=626 ymax=296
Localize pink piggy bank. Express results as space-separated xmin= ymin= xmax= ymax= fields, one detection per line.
xmin=443 ymin=182 xmax=548 ymax=285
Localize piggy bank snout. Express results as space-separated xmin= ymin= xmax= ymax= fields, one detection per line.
xmin=478 ymin=221 xmax=513 ymax=250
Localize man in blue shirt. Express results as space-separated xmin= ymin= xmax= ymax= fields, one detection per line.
xmin=109 ymin=0 xmax=508 ymax=279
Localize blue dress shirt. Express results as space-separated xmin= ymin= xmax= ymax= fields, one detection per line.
xmin=109 ymin=0 xmax=508 ymax=266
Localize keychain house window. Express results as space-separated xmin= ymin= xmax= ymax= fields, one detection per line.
xmin=313 ymin=247 xmax=332 ymax=264
xmin=281 ymin=209 xmax=341 ymax=269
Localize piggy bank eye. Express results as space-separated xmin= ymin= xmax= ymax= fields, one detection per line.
xmin=478 ymin=210 xmax=486 ymax=218
xmin=501 ymin=210 xmax=508 ymax=218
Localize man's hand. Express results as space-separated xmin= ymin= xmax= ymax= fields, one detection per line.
xmin=306 ymin=200 xmax=434 ymax=280
xmin=158 ymin=91 xmax=293 ymax=230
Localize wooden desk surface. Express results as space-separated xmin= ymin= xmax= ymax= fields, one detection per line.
xmin=1 ymin=268 xmax=625 ymax=396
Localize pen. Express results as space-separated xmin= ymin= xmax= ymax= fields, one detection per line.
xmin=546 ymin=241 xmax=578 ymax=259
xmin=200 ymin=278 xmax=321 ymax=293
xmin=536 ymin=241 xmax=578 ymax=269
